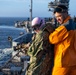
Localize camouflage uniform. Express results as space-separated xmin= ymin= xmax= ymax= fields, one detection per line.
xmin=26 ymin=23 xmax=54 ymax=75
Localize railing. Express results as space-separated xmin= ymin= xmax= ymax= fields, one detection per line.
xmin=12 ymin=33 xmax=33 ymax=48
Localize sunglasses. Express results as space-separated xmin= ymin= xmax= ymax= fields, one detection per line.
xmin=32 ymin=26 xmax=39 ymax=31
xmin=33 ymin=27 xmax=38 ymax=31
xmin=54 ymin=7 xmax=66 ymax=13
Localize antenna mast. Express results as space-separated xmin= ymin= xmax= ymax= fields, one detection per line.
xmin=30 ymin=0 xmax=33 ymax=22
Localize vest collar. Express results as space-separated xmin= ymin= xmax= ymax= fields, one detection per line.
xmin=63 ymin=16 xmax=71 ymax=24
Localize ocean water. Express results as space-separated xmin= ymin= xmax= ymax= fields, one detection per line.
xmin=0 ymin=17 xmax=29 ymax=26
xmin=0 ymin=26 xmax=26 ymax=49
xmin=0 ymin=17 xmax=28 ymax=48
xmin=0 ymin=17 xmax=27 ymax=65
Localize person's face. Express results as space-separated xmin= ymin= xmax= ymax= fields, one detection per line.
xmin=54 ymin=12 xmax=67 ymax=24
xmin=32 ymin=26 xmax=40 ymax=33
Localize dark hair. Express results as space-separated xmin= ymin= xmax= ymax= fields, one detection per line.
xmin=54 ymin=5 xmax=68 ymax=14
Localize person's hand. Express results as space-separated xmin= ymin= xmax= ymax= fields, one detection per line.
xmin=13 ymin=44 xmax=22 ymax=51
xmin=21 ymin=43 xmax=30 ymax=49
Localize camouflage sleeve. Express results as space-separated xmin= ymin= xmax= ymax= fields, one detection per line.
xmin=27 ymin=32 xmax=43 ymax=57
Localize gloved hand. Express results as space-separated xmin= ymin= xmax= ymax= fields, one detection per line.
xmin=21 ymin=43 xmax=30 ymax=49
xmin=13 ymin=44 xmax=22 ymax=51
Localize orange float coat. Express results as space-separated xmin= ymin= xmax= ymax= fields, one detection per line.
xmin=49 ymin=16 xmax=76 ymax=75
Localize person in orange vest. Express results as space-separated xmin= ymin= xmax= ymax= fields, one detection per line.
xmin=49 ymin=5 xmax=76 ymax=75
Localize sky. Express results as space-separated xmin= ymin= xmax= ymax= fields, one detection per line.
xmin=0 ymin=0 xmax=75 ymax=17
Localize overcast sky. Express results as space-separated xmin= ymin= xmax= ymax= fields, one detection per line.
xmin=0 ymin=0 xmax=75 ymax=17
